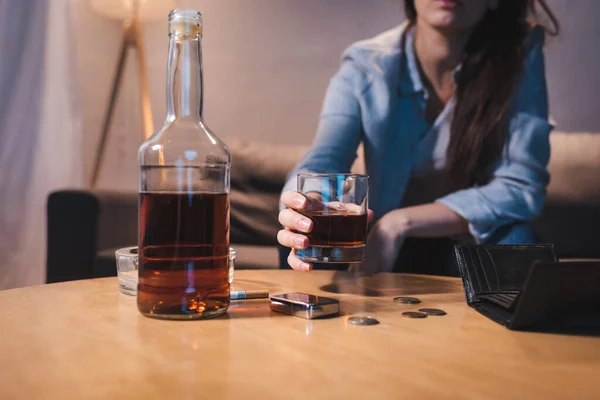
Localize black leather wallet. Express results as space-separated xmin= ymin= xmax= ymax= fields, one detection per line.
xmin=454 ymin=244 xmax=600 ymax=331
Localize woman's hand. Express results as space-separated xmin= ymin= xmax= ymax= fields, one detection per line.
xmin=354 ymin=210 xmax=409 ymax=275
xmin=277 ymin=191 xmax=314 ymax=272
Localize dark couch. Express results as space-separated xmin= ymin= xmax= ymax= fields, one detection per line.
xmin=46 ymin=132 xmax=600 ymax=283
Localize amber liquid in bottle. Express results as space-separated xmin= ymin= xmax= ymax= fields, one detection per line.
xmin=137 ymin=189 xmax=230 ymax=317
xmin=137 ymin=10 xmax=231 ymax=319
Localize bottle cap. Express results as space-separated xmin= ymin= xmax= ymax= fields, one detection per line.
xmin=169 ymin=8 xmax=202 ymax=39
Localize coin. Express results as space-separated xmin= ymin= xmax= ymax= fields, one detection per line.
xmin=419 ymin=308 xmax=447 ymax=316
xmin=402 ymin=311 xmax=427 ymax=319
xmin=347 ymin=316 xmax=380 ymax=326
xmin=393 ymin=296 xmax=422 ymax=304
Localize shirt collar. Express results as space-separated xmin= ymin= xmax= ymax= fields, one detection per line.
xmin=399 ymin=25 xmax=425 ymax=96
xmin=398 ymin=25 xmax=462 ymax=97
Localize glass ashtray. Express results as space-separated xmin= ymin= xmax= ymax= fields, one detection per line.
xmin=115 ymin=247 xmax=237 ymax=296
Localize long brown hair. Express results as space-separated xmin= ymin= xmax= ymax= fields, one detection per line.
xmin=404 ymin=0 xmax=559 ymax=190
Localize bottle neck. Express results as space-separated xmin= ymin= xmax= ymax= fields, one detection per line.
xmin=166 ymin=36 xmax=203 ymax=121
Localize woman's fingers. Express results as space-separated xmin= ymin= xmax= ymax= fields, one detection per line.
xmin=368 ymin=209 xmax=375 ymax=223
xmin=277 ymin=229 xmax=309 ymax=250
xmin=279 ymin=192 xmax=313 ymax=272
xmin=287 ymin=249 xmax=312 ymax=272
xmin=278 ymin=208 xmax=313 ymax=233
xmin=281 ymin=191 xmax=307 ymax=210
xmin=281 ymin=191 xmax=327 ymax=213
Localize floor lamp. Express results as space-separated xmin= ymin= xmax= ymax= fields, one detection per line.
xmin=89 ymin=0 xmax=177 ymax=188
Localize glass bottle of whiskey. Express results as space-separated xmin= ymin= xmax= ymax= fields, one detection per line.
xmin=137 ymin=9 xmax=231 ymax=320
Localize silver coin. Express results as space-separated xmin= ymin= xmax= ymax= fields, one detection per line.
xmin=419 ymin=308 xmax=447 ymax=316
xmin=393 ymin=296 xmax=422 ymax=304
xmin=402 ymin=311 xmax=428 ymax=319
xmin=347 ymin=316 xmax=380 ymax=326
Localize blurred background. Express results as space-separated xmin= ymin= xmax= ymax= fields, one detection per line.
xmin=0 ymin=0 xmax=599 ymax=290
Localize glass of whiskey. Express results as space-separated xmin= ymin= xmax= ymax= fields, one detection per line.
xmin=296 ymin=173 xmax=369 ymax=263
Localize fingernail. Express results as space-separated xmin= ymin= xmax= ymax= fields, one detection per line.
xmin=298 ymin=219 xmax=311 ymax=231
xmin=293 ymin=196 xmax=306 ymax=207
xmin=294 ymin=237 xmax=306 ymax=248
xmin=301 ymin=262 xmax=311 ymax=271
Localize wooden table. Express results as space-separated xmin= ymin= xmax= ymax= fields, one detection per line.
xmin=1 ymin=271 xmax=599 ymax=399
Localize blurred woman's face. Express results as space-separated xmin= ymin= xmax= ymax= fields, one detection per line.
xmin=413 ymin=0 xmax=498 ymax=33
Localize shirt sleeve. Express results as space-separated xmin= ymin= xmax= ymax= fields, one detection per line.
xmin=280 ymin=57 xmax=368 ymax=208
xmin=436 ymin=27 xmax=553 ymax=243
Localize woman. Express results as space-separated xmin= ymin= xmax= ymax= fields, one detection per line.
xmin=278 ymin=0 xmax=559 ymax=274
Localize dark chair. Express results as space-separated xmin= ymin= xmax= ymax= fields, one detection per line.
xmin=46 ymin=190 xmax=138 ymax=283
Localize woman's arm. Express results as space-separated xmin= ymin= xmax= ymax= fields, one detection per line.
xmin=394 ymin=203 xmax=469 ymax=237
xmin=280 ymin=58 xmax=369 ymax=200
xmin=359 ymin=203 xmax=468 ymax=273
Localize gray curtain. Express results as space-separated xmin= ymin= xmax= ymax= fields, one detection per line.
xmin=0 ymin=0 xmax=83 ymax=289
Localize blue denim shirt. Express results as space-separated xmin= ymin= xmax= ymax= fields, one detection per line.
xmin=284 ymin=23 xmax=553 ymax=243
